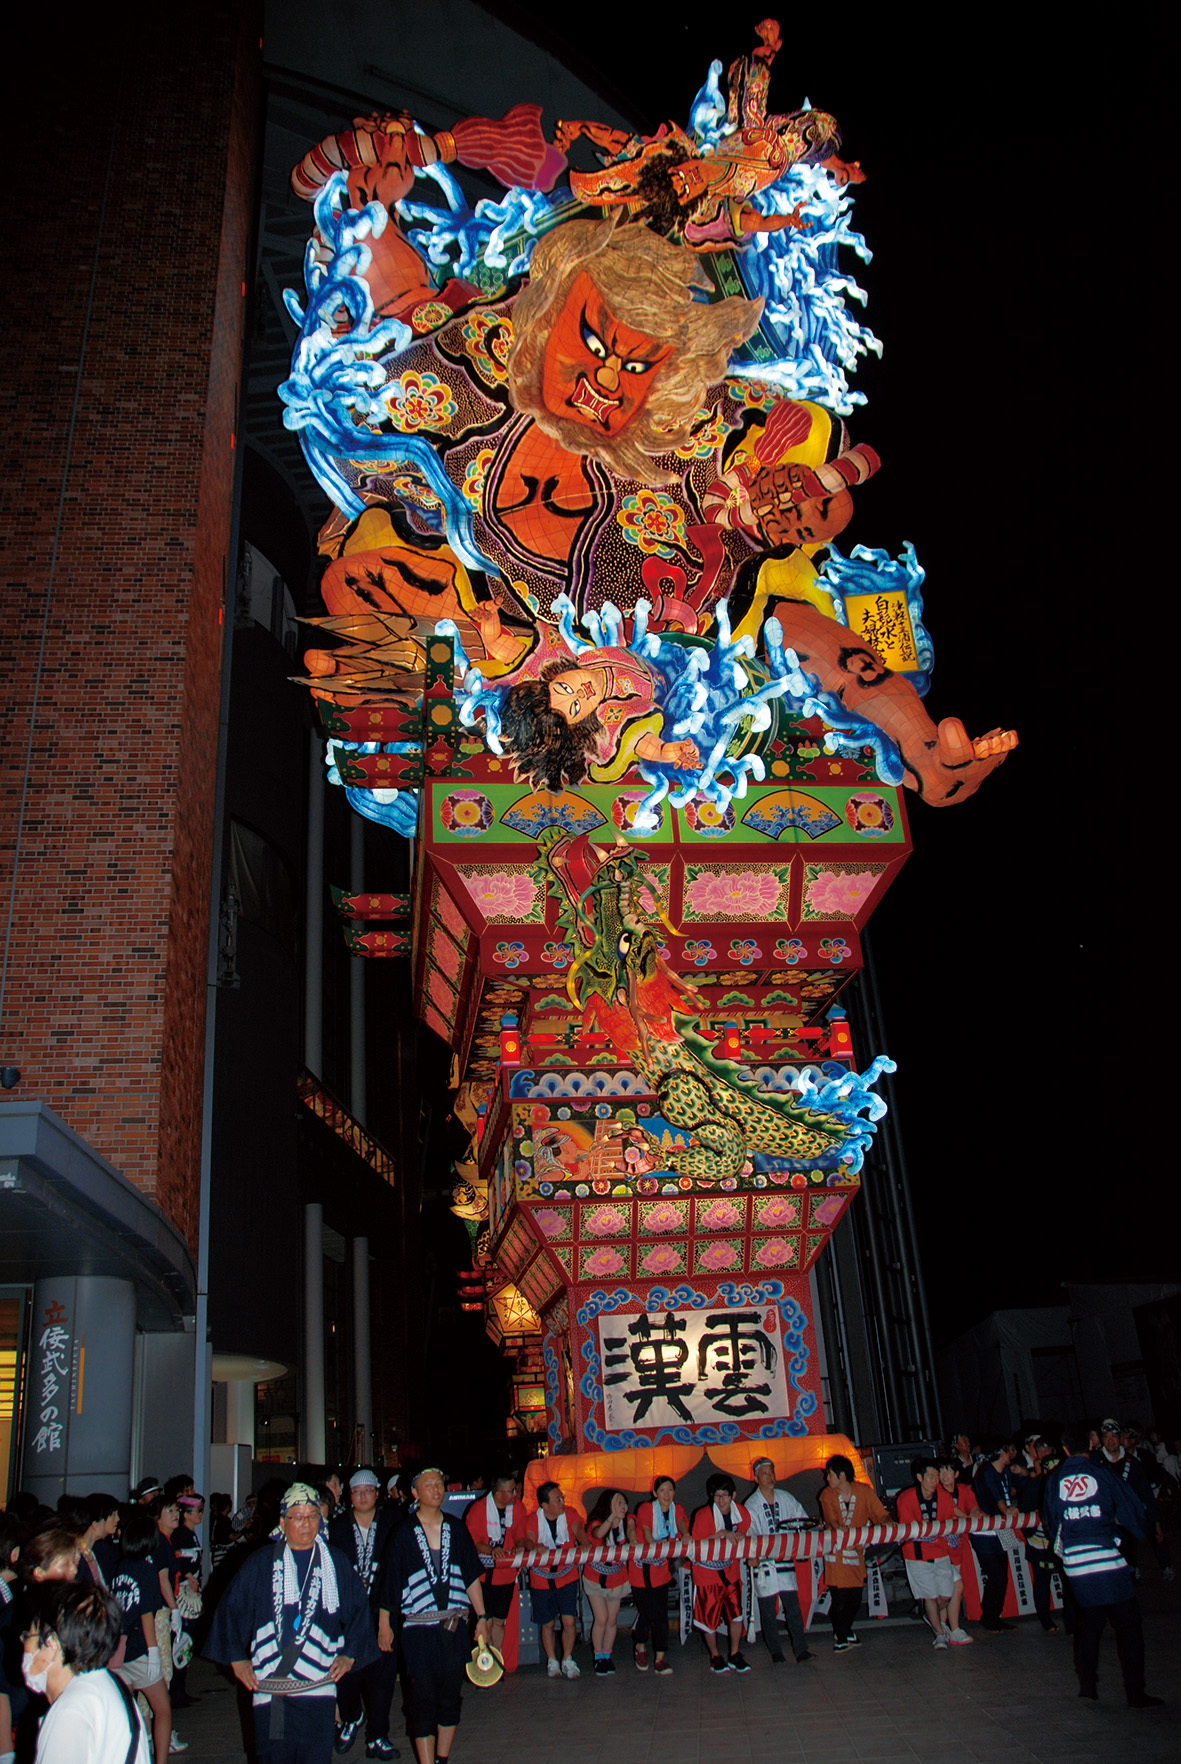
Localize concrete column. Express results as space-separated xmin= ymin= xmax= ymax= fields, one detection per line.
xmin=22 ymin=1276 xmax=136 ymax=1502
xmin=304 ymin=1202 xmax=325 ymax=1461
xmin=349 ymin=814 xmax=366 ymax=1125
xmin=353 ymin=1236 xmax=372 ymax=1459
xmin=304 ymin=729 xmax=324 ymax=1078
xmin=226 ymin=1378 xmax=256 ymax=1449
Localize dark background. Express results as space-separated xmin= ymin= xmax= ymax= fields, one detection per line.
xmin=473 ymin=5 xmax=1172 ymax=1336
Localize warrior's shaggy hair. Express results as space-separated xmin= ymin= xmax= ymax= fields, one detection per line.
xmin=507 ymin=218 xmax=761 ymax=485
xmin=498 ymin=658 xmax=602 ymax=791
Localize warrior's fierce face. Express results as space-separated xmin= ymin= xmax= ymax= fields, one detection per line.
xmin=540 ymin=272 xmax=673 ymax=439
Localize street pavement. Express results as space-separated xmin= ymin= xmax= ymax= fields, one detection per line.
xmin=171 ymin=1575 xmax=1179 ymax=1763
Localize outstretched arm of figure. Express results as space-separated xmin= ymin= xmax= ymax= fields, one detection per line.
xmin=772 ymin=598 xmax=1017 ymax=806
xmin=554 ymin=119 xmax=632 ymax=157
xmin=633 ymin=731 xmax=701 ymax=769
xmin=738 ymin=201 xmax=809 ymax=235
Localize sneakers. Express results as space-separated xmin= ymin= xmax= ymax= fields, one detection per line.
xmin=1127 ymin=1693 xmax=1164 ymax=1708
xmin=769 ymin=1650 xmax=786 ymax=1664
xmin=846 ymin=1632 xmax=860 ymax=1646
xmin=593 ymin=1657 xmax=612 ymax=1676
xmin=710 ymin=1655 xmax=729 ymax=1673
xmin=933 ymin=1634 xmax=949 ymax=1649
xmin=365 ymin=1743 xmax=400 ymax=1760
xmin=547 ymin=1657 xmax=562 ymax=1679
xmin=336 ymin=1719 xmax=363 ymax=1754
xmin=561 ymin=1656 xmax=580 ymax=1679
xmin=730 ymin=1654 xmax=751 ymax=1673
xmin=796 ymin=1650 xmax=815 ymax=1663
xmin=832 ymin=1640 xmax=850 ymax=1653
xmin=633 ymin=1644 xmax=648 ymax=1672
xmin=653 ymin=1656 xmax=673 ymax=1675
xmin=168 ymin=1738 xmax=188 ymax=1756
xmin=947 ymin=1628 xmax=973 ymax=1646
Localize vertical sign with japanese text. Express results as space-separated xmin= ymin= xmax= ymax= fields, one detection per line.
xmin=22 ymin=1278 xmax=77 ymax=1481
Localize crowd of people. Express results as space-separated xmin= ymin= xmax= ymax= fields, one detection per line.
xmin=0 ymin=1417 xmax=1173 ymax=1763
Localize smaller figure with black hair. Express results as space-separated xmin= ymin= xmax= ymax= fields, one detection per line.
xmin=109 ymin=1507 xmax=174 ymax=1764
xmin=690 ymin=1473 xmax=751 ymax=1673
xmin=1044 ymin=1425 xmax=1163 ymax=1708
xmin=21 ymin=1581 xmax=149 ymax=1763
xmin=519 ymin=1482 xmax=585 ymax=1679
xmin=818 ymin=1454 xmax=888 ymax=1652
xmin=897 ymin=1459 xmax=961 ymax=1649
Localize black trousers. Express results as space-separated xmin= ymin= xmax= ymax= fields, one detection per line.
xmin=337 ymin=1644 xmax=399 ymax=1740
xmin=400 ymin=1624 xmax=468 ymax=1740
xmin=757 ymin=1588 xmax=806 ymax=1658
xmin=1025 ymin=1546 xmax=1056 ymax=1629
xmin=828 ymin=1586 xmax=861 ymax=1642
xmin=1074 ymin=1596 xmax=1145 ymax=1700
xmin=975 ymin=1547 xmax=1008 ymax=1626
xmin=632 ymin=1583 xmax=670 ymax=1654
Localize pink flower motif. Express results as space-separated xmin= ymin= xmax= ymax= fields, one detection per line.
xmin=685 ymin=869 xmax=783 ymax=919
xmin=583 ymin=1246 xmax=626 ymax=1278
xmin=585 ymin=1205 xmax=628 ymax=1238
xmin=642 ymin=1202 xmax=685 ymax=1234
xmin=698 ymin=1241 xmax=739 ymax=1271
xmin=805 ymin=869 xmax=880 ymax=917
xmin=756 ymin=1197 xmax=800 ymax=1230
xmin=810 ymin=1194 xmax=847 ymax=1228
xmin=698 ymin=1199 xmax=743 ymax=1232
xmin=534 ymin=1208 xmax=567 ymax=1239
xmin=754 ymin=1238 xmax=793 ymax=1268
xmin=461 ymin=871 xmax=537 ymax=920
xmin=640 ymin=1244 xmax=682 ymax=1275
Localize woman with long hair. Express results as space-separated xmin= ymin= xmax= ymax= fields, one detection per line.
xmin=109 ymin=1511 xmax=173 ymax=1764
xmin=582 ymin=1490 xmax=631 ymax=1675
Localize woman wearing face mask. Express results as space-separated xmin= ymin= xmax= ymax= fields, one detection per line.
xmin=2 ymin=1532 xmax=79 ymax=1762
xmin=22 ymin=1581 xmax=149 ymax=1763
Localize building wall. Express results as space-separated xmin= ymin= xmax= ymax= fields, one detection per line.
xmin=0 ymin=4 xmax=262 ymax=1244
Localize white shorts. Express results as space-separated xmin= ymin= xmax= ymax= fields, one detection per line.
xmin=904 ymin=1555 xmax=956 ymax=1600
xmin=115 ymin=1653 xmax=164 ymax=1690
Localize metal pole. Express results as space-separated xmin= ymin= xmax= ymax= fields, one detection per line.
xmin=304 ymin=1202 xmax=325 ymax=1461
xmin=353 ymin=1235 xmax=372 ymax=1462
xmin=304 ymin=730 xmax=324 ymax=1078
xmin=862 ymin=937 xmax=941 ymax=1439
xmin=349 ymin=815 xmax=366 ymax=1126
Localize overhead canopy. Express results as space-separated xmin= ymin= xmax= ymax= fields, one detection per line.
xmin=0 ymin=1101 xmax=195 ymax=1330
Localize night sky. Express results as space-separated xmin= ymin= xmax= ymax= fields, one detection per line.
xmin=474 ymin=6 xmax=1171 ymax=1335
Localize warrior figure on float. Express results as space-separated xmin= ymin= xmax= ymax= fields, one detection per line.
xmin=286 ymin=20 xmax=1015 ymax=810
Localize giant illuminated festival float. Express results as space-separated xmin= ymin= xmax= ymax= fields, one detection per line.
xmin=282 ymin=20 xmax=1016 ymax=1641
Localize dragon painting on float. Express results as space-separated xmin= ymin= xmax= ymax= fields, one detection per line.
xmin=538 ymin=824 xmax=895 ymax=1185
xmin=283 ymin=19 xmax=1017 ymax=819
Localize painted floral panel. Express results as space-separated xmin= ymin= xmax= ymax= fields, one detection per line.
xmin=693 ymin=1239 xmax=743 ymax=1274
xmin=581 ymin=1203 xmax=631 ymax=1239
xmin=580 ymin=1243 xmax=630 ymax=1280
xmin=639 ymin=1199 xmax=689 ymax=1235
xmin=683 ymin=866 xmax=789 ymax=922
xmin=754 ymin=1195 xmax=802 ymax=1231
xmin=809 ymin=1193 xmax=849 ymax=1230
xmin=455 ymin=865 xmax=545 ymax=924
xmin=800 ymin=863 xmax=886 ymax=921
xmin=694 ymin=1196 xmax=747 ymax=1234
xmin=532 ymin=1205 xmax=572 ymax=1241
xmin=751 ymin=1235 xmax=800 ymax=1271
xmin=637 ymin=1241 xmax=687 ymax=1278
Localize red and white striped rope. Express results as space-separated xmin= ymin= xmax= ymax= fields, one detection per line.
xmin=506 ymin=1512 xmax=1028 ymax=1572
